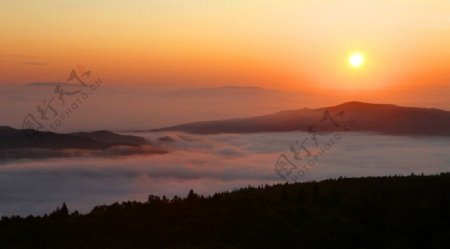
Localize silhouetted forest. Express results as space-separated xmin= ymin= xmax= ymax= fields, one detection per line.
xmin=1 ymin=173 xmax=449 ymax=249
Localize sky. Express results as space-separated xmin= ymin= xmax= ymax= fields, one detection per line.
xmin=1 ymin=0 xmax=450 ymax=93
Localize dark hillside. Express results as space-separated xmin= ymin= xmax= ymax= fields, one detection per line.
xmin=1 ymin=173 xmax=449 ymax=249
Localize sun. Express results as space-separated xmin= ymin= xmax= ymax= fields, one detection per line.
xmin=348 ymin=52 xmax=365 ymax=68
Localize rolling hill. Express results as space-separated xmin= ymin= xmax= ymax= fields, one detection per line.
xmin=152 ymin=102 xmax=450 ymax=136
xmin=0 ymin=127 xmax=163 ymax=160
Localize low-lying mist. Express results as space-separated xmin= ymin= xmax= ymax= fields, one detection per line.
xmin=0 ymin=132 xmax=449 ymax=216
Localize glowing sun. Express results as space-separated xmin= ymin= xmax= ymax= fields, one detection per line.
xmin=348 ymin=52 xmax=365 ymax=68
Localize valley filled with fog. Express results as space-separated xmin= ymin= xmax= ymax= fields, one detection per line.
xmin=1 ymin=131 xmax=449 ymax=216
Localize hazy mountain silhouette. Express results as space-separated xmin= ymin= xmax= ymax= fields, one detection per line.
xmin=0 ymin=126 xmax=17 ymax=135
xmin=23 ymin=82 xmax=79 ymax=87
xmin=71 ymin=130 xmax=147 ymax=146
xmin=0 ymin=127 xmax=107 ymax=150
xmin=166 ymin=85 xmax=284 ymax=97
xmin=0 ymin=127 xmax=162 ymax=160
xmin=152 ymin=102 xmax=450 ymax=136
xmin=0 ymin=127 xmax=151 ymax=149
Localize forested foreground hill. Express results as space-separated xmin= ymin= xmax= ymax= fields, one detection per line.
xmin=1 ymin=173 xmax=449 ymax=249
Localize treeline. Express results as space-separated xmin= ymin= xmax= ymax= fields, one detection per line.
xmin=1 ymin=173 xmax=449 ymax=249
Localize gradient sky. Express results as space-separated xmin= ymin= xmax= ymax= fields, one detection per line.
xmin=1 ymin=0 xmax=450 ymax=92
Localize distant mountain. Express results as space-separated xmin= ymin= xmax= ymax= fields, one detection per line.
xmin=152 ymin=102 xmax=450 ymax=136
xmin=71 ymin=130 xmax=148 ymax=146
xmin=0 ymin=127 xmax=108 ymax=150
xmin=23 ymin=82 xmax=79 ymax=87
xmin=0 ymin=127 xmax=164 ymax=160
xmin=166 ymin=86 xmax=285 ymax=97
xmin=0 ymin=126 xmax=17 ymax=136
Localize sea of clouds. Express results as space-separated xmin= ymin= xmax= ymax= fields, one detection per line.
xmin=0 ymin=131 xmax=449 ymax=216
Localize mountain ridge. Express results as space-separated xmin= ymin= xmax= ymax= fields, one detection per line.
xmin=22 ymin=82 xmax=79 ymax=87
xmin=150 ymin=101 xmax=450 ymax=136
xmin=0 ymin=128 xmax=164 ymax=161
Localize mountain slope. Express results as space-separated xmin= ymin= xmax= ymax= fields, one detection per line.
xmin=71 ymin=130 xmax=147 ymax=146
xmin=23 ymin=82 xmax=79 ymax=87
xmin=152 ymin=102 xmax=450 ymax=135
xmin=0 ymin=128 xmax=110 ymax=150
xmin=0 ymin=128 xmax=163 ymax=160
xmin=1 ymin=173 xmax=449 ymax=248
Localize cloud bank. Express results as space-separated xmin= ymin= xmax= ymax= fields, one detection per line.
xmin=0 ymin=132 xmax=449 ymax=216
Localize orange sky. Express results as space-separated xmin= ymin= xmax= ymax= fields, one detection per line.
xmin=1 ymin=0 xmax=450 ymax=92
